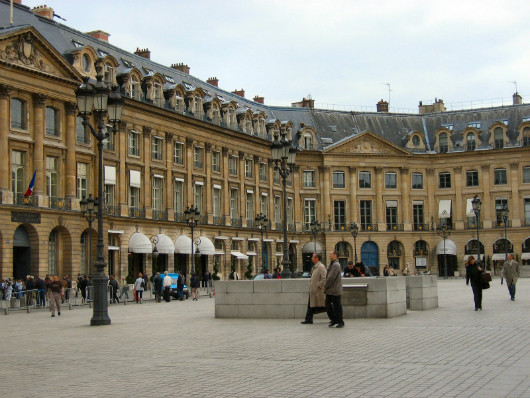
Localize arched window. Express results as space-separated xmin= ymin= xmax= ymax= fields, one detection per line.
xmin=45 ymin=107 xmax=59 ymax=136
xmin=439 ymin=132 xmax=448 ymax=153
xmin=11 ymin=98 xmax=27 ymax=130
xmin=464 ymin=239 xmax=484 ymax=256
xmin=48 ymin=229 xmax=58 ymax=275
xmin=387 ymin=241 xmax=402 ymax=269
xmin=466 ymin=132 xmax=476 ymax=151
xmin=335 ymin=241 xmax=351 ymax=270
xmin=414 ymin=240 xmax=428 ymax=256
xmin=494 ymin=127 xmax=504 ymax=149
xmin=412 ymin=135 xmax=420 ymax=146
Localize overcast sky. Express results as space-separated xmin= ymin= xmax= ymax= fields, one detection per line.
xmin=20 ymin=0 xmax=530 ymax=112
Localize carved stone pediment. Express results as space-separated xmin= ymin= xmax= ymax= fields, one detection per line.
xmin=323 ymin=131 xmax=409 ymax=156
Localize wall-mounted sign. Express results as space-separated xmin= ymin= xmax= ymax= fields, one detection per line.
xmin=11 ymin=211 xmax=41 ymax=224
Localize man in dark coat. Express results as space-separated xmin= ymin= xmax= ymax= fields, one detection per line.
xmin=153 ymin=272 xmax=163 ymax=303
xmin=25 ymin=276 xmax=35 ymax=306
xmin=325 ymin=250 xmax=344 ymax=328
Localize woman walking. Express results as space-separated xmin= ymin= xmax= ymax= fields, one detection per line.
xmin=190 ymin=273 xmax=200 ymax=301
xmin=465 ymin=256 xmax=483 ymax=311
xmin=134 ymin=272 xmax=144 ymax=304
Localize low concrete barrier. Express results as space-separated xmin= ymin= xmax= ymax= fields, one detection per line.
xmin=405 ymin=275 xmax=438 ymax=310
xmin=214 ymin=276 xmax=427 ymax=319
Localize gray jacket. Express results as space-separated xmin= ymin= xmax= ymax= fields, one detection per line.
xmin=325 ymin=260 xmax=343 ymax=296
xmin=502 ymin=260 xmax=520 ymax=286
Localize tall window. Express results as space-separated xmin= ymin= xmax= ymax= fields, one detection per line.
xmin=494 ymin=168 xmax=507 ymax=185
xmin=439 ymin=172 xmax=451 ymax=188
xmin=466 ymin=133 xmax=476 ymax=151
xmin=386 ymin=203 xmax=398 ymax=230
xmin=46 ymin=156 xmax=58 ymax=198
xmin=439 ymin=132 xmax=448 ymax=153
xmin=76 ymin=116 xmax=90 ymax=144
xmin=173 ymin=142 xmax=184 ymax=164
xmin=523 ymin=127 xmax=530 ymax=146
xmin=274 ymin=196 xmax=281 ymax=225
xmin=103 ymin=128 xmax=115 ymax=151
xmin=385 ymin=172 xmax=397 ymax=189
xmin=229 ymin=156 xmax=238 ymax=175
xmin=259 ymin=163 xmax=267 ymax=182
xmin=230 ymin=188 xmax=238 ymax=219
xmin=360 ymin=200 xmax=372 ymax=229
xmin=11 ymin=98 xmax=27 ymax=130
xmin=333 ymin=171 xmax=345 ymax=188
xmin=104 ymin=184 xmax=115 ymax=208
xmin=212 ymin=151 xmax=221 ymax=172
xmin=304 ymin=199 xmax=316 ymax=230
xmin=194 ymin=147 xmax=203 ymax=168
xmin=246 ymin=192 xmax=254 ymax=220
xmin=152 ymin=136 xmax=163 ymax=161
xmin=45 ymin=107 xmax=59 ymax=136
xmin=11 ymin=150 xmax=25 ymax=195
xmin=413 ymin=203 xmax=424 ymax=230
xmin=131 ymin=75 xmax=140 ymax=100
xmin=194 ymin=184 xmax=204 ymax=213
xmin=129 ymin=186 xmax=140 ymax=210
xmin=494 ymin=127 xmax=504 ymax=149
xmin=359 ymin=171 xmax=371 ymax=188
xmin=245 ymin=159 xmax=253 ymax=178
xmin=287 ymin=198 xmax=293 ymax=226
xmin=304 ymin=134 xmax=313 ymax=150
xmin=334 ymin=201 xmax=345 ymax=230
xmin=525 ymin=198 xmax=530 ymax=225
xmin=153 ymin=82 xmax=163 ymax=107
xmin=495 ymin=198 xmax=508 ymax=226
xmin=213 ymin=187 xmax=221 ymax=217
xmin=103 ymin=63 xmax=114 ymax=85
xmin=523 ymin=166 xmax=530 ymax=183
xmin=77 ymin=162 xmax=88 ymax=199
xmin=273 ymin=169 xmax=280 ymax=184
xmin=128 ymin=130 xmax=140 ymax=156
xmin=303 ymin=170 xmax=315 ymax=187
xmin=152 ymin=176 xmax=163 ymax=211
xmin=466 ymin=170 xmax=479 ymax=187
xmin=412 ymin=172 xmax=423 ymax=189
xmin=174 ymin=180 xmax=183 ymax=214
xmin=261 ymin=194 xmax=268 ymax=217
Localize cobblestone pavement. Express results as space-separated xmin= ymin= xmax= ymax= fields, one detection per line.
xmin=2 ymin=278 xmax=529 ymax=398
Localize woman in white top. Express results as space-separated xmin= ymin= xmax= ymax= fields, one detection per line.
xmin=134 ymin=273 xmax=144 ymax=303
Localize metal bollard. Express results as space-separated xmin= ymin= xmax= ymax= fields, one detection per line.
xmin=26 ymin=306 xmax=31 ymax=313
xmin=69 ymin=303 xmax=73 ymax=310
xmin=4 ymin=308 xmax=8 ymax=315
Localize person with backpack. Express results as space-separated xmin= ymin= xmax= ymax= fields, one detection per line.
xmin=134 ymin=272 xmax=145 ymax=304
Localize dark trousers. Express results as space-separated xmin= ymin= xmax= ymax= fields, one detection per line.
xmin=508 ymin=283 xmax=516 ymax=299
xmin=164 ymin=286 xmax=171 ymax=302
xmin=471 ymin=280 xmax=482 ymax=309
xmin=325 ymin=295 xmax=343 ymax=324
xmin=177 ymin=285 xmax=183 ymax=300
xmin=112 ymin=289 xmax=120 ymax=303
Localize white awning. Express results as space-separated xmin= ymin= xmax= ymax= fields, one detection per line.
xmin=492 ymin=253 xmax=512 ymax=261
xmin=104 ymin=166 xmax=116 ymax=185
xmin=215 ymin=236 xmax=229 ymax=240
xmin=386 ymin=200 xmax=398 ymax=208
xmin=247 ymin=251 xmax=257 ymax=256
xmin=231 ymin=251 xmax=248 ymax=260
xmin=289 ymin=240 xmax=299 ymax=244
xmin=463 ymin=254 xmax=484 ymax=262
xmin=302 ymin=241 xmax=322 ymax=253
xmin=521 ymin=253 xmax=530 ymax=260
xmin=154 ymin=234 xmax=175 ymax=254
xmin=275 ymin=253 xmax=283 ymax=257
xmin=439 ymin=200 xmax=452 ymax=219
xmin=435 ymin=239 xmax=456 ymax=255
xmin=232 ymin=237 xmax=244 ymax=241
xmin=175 ymin=235 xmax=192 ymax=254
xmin=466 ymin=198 xmax=475 ymax=217
xmin=196 ymin=236 xmax=215 ymax=255
xmin=108 ymin=230 xmax=124 ymax=234
xmin=248 ymin=237 xmax=260 ymax=241
xmin=130 ymin=170 xmax=141 ymax=188
xmin=108 ymin=246 xmax=120 ymax=251
xmin=263 ymin=238 xmax=274 ymax=242
xmin=128 ymin=233 xmax=151 ymax=254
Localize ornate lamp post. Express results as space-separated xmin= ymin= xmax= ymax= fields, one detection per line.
xmin=471 ymin=195 xmax=482 ymax=267
xmin=184 ymin=205 xmax=200 ymax=275
xmin=255 ymin=213 xmax=269 ymax=273
xmin=310 ymin=219 xmax=320 ymax=254
xmin=270 ymin=131 xmax=297 ymax=278
xmin=501 ymin=203 xmax=509 ymax=262
xmin=350 ymin=222 xmax=359 ymax=263
xmin=151 ymin=234 xmax=159 ymax=270
xmin=75 ymin=69 xmax=124 ymax=326
xmin=80 ymin=194 xmax=97 ymax=278
xmin=437 ymin=224 xmax=450 ymax=279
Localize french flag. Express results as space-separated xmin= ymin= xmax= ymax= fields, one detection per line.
xmin=25 ymin=170 xmax=36 ymax=197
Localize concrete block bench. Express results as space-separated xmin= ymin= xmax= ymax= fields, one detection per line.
xmin=405 ymin=275 xmax=438 ymax=310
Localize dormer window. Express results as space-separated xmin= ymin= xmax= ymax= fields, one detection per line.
xmin=194 ymin=96 xmax=203 ymax=116
xmin=103 ymin=63 xmax=114 ymax=86
xmin=303 ymin=133 xmax=313 ymax=150
xmin=468 ymin=122 xmax=481 ymax=129
xmin=412 ymin=135 xmax=420 ymax=146
xmin=466 ymin=133 xmax=476 ymax=151
xmin=131 ymin=76 xmax=140 ymax=100
xmin=439 ymin=132 xmax=449 ymax=153
xmin=494 ymin=127 xmax=504 ymax=149
xmin=154 ymin=83 xmax=163 ymax=107
xmin=82 ymin=54 xmax=91 ymax=73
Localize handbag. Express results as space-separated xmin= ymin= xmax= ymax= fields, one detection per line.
xmin=481 ymin=272 xmax=492 ymax=283
xmin=481 ymin=281 xmax=490 ymax=290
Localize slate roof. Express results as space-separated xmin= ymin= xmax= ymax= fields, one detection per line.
xmin=2 ymin=0 xmax=530 ymax=153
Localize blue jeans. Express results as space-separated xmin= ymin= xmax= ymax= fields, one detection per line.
xmin=508 ymin=283 xmax=516 ymax=299
xmin=177 ymin=285 xmax=183 ymax=300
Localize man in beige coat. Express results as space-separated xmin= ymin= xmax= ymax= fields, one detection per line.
xmin=301 ymin=253 xmax=327 ymax=324
xmin=502 ymin=254 xmax=520 ymax=301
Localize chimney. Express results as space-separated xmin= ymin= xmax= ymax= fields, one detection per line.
xmin=253 ymin=95 xmax=264 ymax=104
xmin=291 ymin=97 xmax=315 ymax=109
xmin=232 ymin=89 xmax=245 ymax=98
xmin=376 ymin=99 xmax=389 ymax=113
xmin=171 ymin=63 xmax=190 ymax=74
xmin=207 ymin=77 xmax=219 ymax=87
xmin=418 ymin=98 xmax=446 ymax=115
xmin=134 ymin=48 xmax=150 ymax=60
xmin=32 ymin=5 xmax=54 ymax=19
xmin=86 ymin=30 xmax=110 ymax=42
xmin=513 ymin=92 xmax=522 ymax=105
xmin=13 ymin=0 xmax=22 ymax=4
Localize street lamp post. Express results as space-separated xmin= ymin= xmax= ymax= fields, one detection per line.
xmin=471 ymin=195 xmax=482 ymax=268
xmin=437 ymin=224 xmax=450 ymax=279
xmin=80 ymin=194 xmax=97 ymax=278
xmin=310 ymin=219 xmax=320 ymax=254
xmin=501 ymin=203 xmax=509 ymax=262
xmin=255 ymin=213 xmax=268 ymax=273
xmin=270 ymin=131 xmax=297 ymax=278
xmin=184 ymin=205 xmax=200 ymax=275
xmin=75 ymin=69 xmax=124 ymax=326
xmin=350 ymin=222 xmax=359 ymax=263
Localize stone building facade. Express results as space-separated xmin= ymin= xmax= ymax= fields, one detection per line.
xmin=0 ymin=1 xmax=529 ymax=283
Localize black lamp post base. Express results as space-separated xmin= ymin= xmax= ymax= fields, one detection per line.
xmin=281 ymin=260 xmax=292 ymax=279
xmin=90 ymin=271 xmax=110 ymax=326
xmin=90 ymin=317 xmax=111 ymax=326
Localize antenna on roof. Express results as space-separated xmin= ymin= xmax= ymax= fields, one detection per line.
xmin=384 ymin=83 xmax=392 ymax=104
xmin=510 ymin=80 xmax=518 ymax=93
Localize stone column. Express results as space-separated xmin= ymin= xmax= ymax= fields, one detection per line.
xmin=118 ymin=123 xmax=128 ymax=216
xmin=165 ymin=133 xmax=174 ymax=221
xmin=510 ymin=163 xmax=521 ymax=227
xmin=253 ymin=155 xmax=260 ymax=220
xmin=0 ymin=85 xmax=11 ymax=202
xmin=375 ymin=167 xmax=384 ymax=230
xmin=187 ymin=138 xmax=195 ymax=209
xmin=65 ymin=102 xmax=77 ymax=200
xmin=400 ymin=168 xmax=411 ymax=231
xmin=453 ymin=167 xmax=463 ymax=229
xmin=425 ymin=169 xmax=435 ymax=229
xmin=348 ymin=167 xmax=357 ymax=223
xmin=205 ymin=143 xmax=213 ymax=224
xmin=239 ymin=151 xmax=245 ymax=227
xmin=143 ymin=127 xmax=152 ymax=218
xmin=222 ymin=147 xmax=230 ymax=225
xmin=481 ymin=165 xmax=492 ymax=228
xmin=319 ymin=166 xmax=330 ymax=223
xmin=291 ymin=165 xmax=300 ymax=231
xmin=32 ymin=94 xmax=46 ymax=199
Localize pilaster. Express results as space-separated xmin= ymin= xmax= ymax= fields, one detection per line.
xmin=65 ymin=102 xmax=77 ymax=200
xmin=0 ymin=85 xmax=11 ymax=200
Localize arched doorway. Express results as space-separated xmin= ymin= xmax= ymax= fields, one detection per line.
xmin=413 ymin=240 xmax=429 ymax=271
xmin=48 ymin=226 xmax=73 ymax=277
xmin=80 ymin=229 xmax=97 ymax=277
xmin=522 ymin=238 xmax=530 ymax=265
xmin=361 ymin=241 xmax=379 ymax=275
xmin=436 ymin=239 xmax=457 ymax=277
xmin=13 ymin=225 xmax=30 ymax=279
xmin=492 ymin=238 xmax=513 ymax=272
xmin=387 ymin=240 xmax=404 ymax=271
xmin=335 ymin=241 xmax=351 ymax=270
xmin=302 ymin=241 xmax=322 ymax=273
